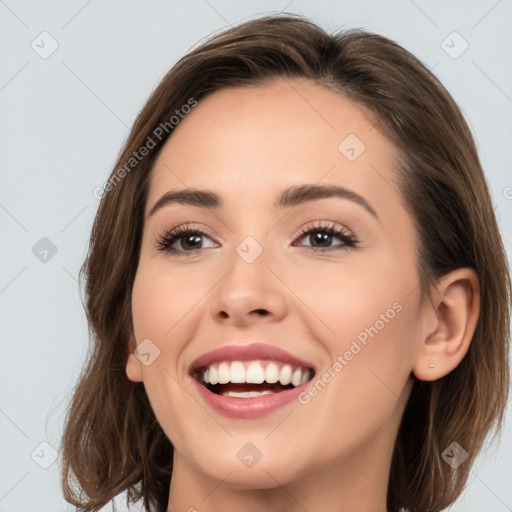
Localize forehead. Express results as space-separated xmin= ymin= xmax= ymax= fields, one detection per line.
xmin=147 ymin=78 xmax=401 ymax=217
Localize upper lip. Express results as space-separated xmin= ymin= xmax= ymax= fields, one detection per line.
xmin=189 ymin=342 xmax=315 ymax=373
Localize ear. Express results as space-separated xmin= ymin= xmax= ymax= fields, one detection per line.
xmin=412 ymin=268 xmax=480 ymax=381
xmin=125 ymin=334 xmax=144 ymax=383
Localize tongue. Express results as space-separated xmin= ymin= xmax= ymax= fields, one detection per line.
xmin=213 ymin=382 xmax=291 ymax=394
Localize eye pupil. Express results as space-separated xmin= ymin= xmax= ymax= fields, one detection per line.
xmin=183 ymin=234 xmax=202 ymax=250
xmin=311 ymin=232 xmax=331 ymax=247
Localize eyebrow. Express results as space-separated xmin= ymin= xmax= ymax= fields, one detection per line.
xmin=148 ymin=184 xmax=378 ymax=219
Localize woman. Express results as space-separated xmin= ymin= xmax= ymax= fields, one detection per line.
xmin=60 ymin=13 xmax=511 ymax=512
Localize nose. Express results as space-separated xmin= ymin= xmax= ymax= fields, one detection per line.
xmin=209 ymin=242 xmax=288 ymax=327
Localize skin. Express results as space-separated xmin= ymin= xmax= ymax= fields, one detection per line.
xmin=125 ymin=77 xmax=480 ymax=512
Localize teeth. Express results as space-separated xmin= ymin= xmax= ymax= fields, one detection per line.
xmin=223 ymin=390 xmax=275 ymax=398
xmin=291 ymin=368 xmax=302 ymax=387
xmin=201 ymin=360 xmax=311 ymax=388
xmin=246 ymin=362 xmax=265 ymax=384
xmin=218 ymin=362 xmax=230 ymax=384
xmin=209 ymin=365 xmax=218 ymax=385
xmin=265 ymin=362 xmax=280 ymax=383
xmin=279 ymin=365 xmax=293 ymax=386
xmin=230 ymin=361 xmax=246 ymax=383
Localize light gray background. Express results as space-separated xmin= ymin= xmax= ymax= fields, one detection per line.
xmin=1 ymin=1 xmax=511 ymax=511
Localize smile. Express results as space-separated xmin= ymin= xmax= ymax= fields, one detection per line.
xmin=198 ymin=360 xmax=312 ymax=397
xmin=189 ymin=343 xmax=316 ymax=418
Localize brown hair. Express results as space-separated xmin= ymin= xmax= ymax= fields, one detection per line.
xmin=60 ymin=13 xmax=511 ymax=512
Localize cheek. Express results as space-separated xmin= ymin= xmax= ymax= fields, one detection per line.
xmin=131 ymin=268 xmax=167 ymax=343
xmin=291 ymin=252 xmax=420 ymax=411
xmin=130 ymin=263 xmax=206 ymax=443
xmin=131 ymin=261 xmax=207 ymax=345
xmin=297 ymin=296 xmax=419 ymax=457
xmin=289 ymin=252 xmax=415 ymax=348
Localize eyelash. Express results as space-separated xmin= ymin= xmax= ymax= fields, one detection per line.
xmin=155 ymin=222 xmax=358 ymax=257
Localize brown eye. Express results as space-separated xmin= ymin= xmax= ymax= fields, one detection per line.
xmin=155 ymin=226 xmax=217 ymax=255
xmin=293 ymin=222 xmax=358 ymax=252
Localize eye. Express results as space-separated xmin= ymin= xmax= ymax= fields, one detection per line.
xmin=155 ymin=225 xmax=218 ymax=256
xmin=155 ymin=221 xmax=358 ymax=256
xmin=292 ymin=222 xmax=358 ymax=252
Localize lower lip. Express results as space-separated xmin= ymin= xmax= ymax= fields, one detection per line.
xmin=190 ymin=376 xmax=309 ymax=419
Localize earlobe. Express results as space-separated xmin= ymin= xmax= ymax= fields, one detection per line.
xmin=126 ymin=336 xmax=144 ymax=382
xmin=412 ymin=268 xmax=480 ymax=382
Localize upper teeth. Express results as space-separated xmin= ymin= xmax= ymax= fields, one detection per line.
xmin=202 ymin=361 xmax=311 ymax=387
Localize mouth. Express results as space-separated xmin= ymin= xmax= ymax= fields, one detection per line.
xmin=188 ymin=343 xmax=316 ymax=418
xmin=192 ymin=360 xmax=315 ymax=398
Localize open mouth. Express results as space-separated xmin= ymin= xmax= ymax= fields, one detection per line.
xmin=192 ymin=360 xmax=315 ymax=398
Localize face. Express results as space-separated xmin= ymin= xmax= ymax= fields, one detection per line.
xmin=126 ymin=78 xmax=430 ymax=490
